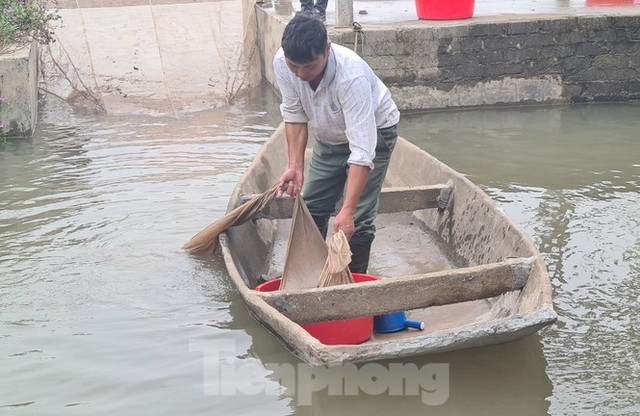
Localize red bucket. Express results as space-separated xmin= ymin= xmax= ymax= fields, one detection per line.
xmin=415 ymin=0 xmax=475 ymax=20
xmin=255 ymin=273 xmax=379 ymax=345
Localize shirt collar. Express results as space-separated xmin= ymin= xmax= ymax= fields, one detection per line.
xmin=318 ymin=46 xmax=336 ymax=90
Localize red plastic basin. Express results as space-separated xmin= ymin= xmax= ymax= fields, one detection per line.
xmin=255 ymin=273 xmax=379 ymax=345
xmin=415 ymin=0 xmax=475 ymax=20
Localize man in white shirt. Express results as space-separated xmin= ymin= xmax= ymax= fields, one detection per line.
xmin=274 ymin=13 xmax=400 ymax=273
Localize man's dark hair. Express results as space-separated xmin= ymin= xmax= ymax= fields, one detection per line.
xmin=281 ymin=13 xmax=328 ymax=64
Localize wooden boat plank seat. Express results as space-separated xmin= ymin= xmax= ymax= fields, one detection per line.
xmin=241 ymin=184 xmax=453 ymax=220
xmin=254 ymin=256 xmax=533 ymax=323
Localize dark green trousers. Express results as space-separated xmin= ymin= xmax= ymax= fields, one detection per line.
xmin=303 ymin=125 xmax=398 ymax=272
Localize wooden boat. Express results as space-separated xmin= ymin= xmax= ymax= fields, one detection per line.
xmin=219 ymin=123 xmax=557 ymax=366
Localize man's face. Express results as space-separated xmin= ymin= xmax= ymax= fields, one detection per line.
xmin=285 ymin=44 xmax=331 ymax=83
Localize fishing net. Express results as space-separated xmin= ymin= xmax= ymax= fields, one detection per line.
xmin=41 ymin=0 xmax=262 ymax=115
xmin=182 ymin=183 xmax=280 ymax=254
xmin=317 ymin=230 xmax=354 ymax=287
xmin=281 ymin=195 xmax=354 ymax=290
xmin=184 ymin=188 xmax=355 ymax=289
xmin=280 ymin=195 xmax=328 ymax=290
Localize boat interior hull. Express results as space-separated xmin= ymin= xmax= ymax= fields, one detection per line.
xmin=220 ymin=123 xmax=556 ymax=366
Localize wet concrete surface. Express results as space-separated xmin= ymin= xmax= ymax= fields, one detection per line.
xmin=47 ymin=0 xmax=640 ymax=116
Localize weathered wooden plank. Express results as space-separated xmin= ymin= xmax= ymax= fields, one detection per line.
xmin=377 ymin=185 xmax=450 ymax=214
xmin=254 ymin=257 xmax=533 ymax=323
xmin=241 ymin=184 xmax=451 ymax=220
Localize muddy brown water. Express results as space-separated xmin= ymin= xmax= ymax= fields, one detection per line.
xmin=1 ymin=89 xmax=638 ymax=415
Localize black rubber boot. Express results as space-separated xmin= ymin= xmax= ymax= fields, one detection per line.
xmin=312 ymin=216 xmax=329 ymax=240
xmin=348 ymin=241 xmax=372 ymax=274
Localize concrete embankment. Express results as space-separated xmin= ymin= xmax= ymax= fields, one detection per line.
xmin=255 ymin=0 xmax=640 ymax=111
xmin=2 ymin=0 xmax=639 ymax=134
xmin=0 ymin=43 xmax=38 ymax=137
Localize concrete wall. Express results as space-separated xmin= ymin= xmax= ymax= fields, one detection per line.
xmin=256 ymin=8 xmax=640 ymax=111
xmin=0 ymin=42 xmax=38 ymax=137
xmin=254 ymin=6 xmax=288 ymax=95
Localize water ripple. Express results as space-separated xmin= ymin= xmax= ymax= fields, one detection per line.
xmin=2 ymin=94 xmax=638 ymax=415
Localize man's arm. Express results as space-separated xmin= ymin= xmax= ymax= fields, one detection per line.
xmin=333 ymin=164 xmax=369 ymax=240
xmin=332 ymin=75 xmax=377 ymax=240
xmin=278 ymin=122 xmax=309 ymax=197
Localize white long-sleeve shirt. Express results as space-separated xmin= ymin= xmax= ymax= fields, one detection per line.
xmin=273 ymin=43 xmax=400 ymax=169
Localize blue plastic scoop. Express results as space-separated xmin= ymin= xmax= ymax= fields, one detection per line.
xmin=374 ymin=311 xmax=425 ymax=333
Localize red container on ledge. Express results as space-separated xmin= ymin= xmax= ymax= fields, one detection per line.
xmin=416 ymin=0 xmax=475 ymax=20
xmin=255 ymin=273 xmax=379 ymax=345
